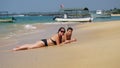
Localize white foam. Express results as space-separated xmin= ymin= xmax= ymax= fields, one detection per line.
xmin=24 ymin=24 xmax=37 ymax=30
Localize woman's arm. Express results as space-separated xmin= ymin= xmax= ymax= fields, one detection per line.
xmin=51 ymin=34 xmax=61 ymax=45
xmin=56 ymin=36 xmax=61 ymax=45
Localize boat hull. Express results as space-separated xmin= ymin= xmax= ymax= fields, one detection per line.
xmin=0 ymin=19 xmax=13 ymax=23
xmin=55 ymin=17 xmax=93 ymax=22
xmin=0 ymin=17 xmax=15 ymax=23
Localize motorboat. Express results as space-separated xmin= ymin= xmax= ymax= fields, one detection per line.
xmin=54 ymin=14 xmax=93 ymax=22
xmin=53 ymin=8 xmax=93 ymax=22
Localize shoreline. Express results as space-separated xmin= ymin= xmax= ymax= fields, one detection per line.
xmin=0 ymin=20 xmax=120 ymax=68
xmin=0 ymin=22 xmax=79 ymax=48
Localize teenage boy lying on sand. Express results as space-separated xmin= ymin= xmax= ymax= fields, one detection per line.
xmin=63 ymin=27 xmax=77 ymax=44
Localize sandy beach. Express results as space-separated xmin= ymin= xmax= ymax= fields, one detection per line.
xmin=0 ymin=21 xmax=120 ymax=68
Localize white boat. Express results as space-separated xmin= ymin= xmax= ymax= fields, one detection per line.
xmin=93 ymin=10 xmax=111 ymax=18
xmin=54 ymin=15 xmax=93 ymax=22
xmin=0 ymin=11 xmax=15 ymax=22
xmin=53 ymin=8 xmax=93 ymax=22
xmin=55 ymin=17 xmax=93 ymax=22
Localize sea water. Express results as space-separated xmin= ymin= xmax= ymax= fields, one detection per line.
xmin=0 ymin=16 xmax=77 ymax=47
xmin=0 ymin=16 xmax=54 ymax=40
xmin=93 ymin=16 xmax=120 ymax=22
xmin=0 ymin=15 xmax=120 ymax=46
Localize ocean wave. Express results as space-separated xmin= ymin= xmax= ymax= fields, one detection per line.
xmin=24 ymin=24 xmax=37 ymax=30
xmin=3 ymin=32 xmax=17 ymax=39
xmin=0 ymin=21 xmax=78 ymax=40
xmin=42 ymin=22 xmax=79 ymax=24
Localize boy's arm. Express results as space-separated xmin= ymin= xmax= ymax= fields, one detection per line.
xmin=63 ymin=38 xmax=77 ymax=44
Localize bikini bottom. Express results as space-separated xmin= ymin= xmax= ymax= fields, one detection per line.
xmin=41 ymin=39 xmax=48 ymax=46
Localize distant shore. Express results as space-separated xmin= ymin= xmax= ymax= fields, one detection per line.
xmin=111 ymin=14 xmax=120 ymax=16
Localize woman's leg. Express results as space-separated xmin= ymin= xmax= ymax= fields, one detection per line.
xmin=12 ymin=44 xmax=32 ymax=51
xmin=28 ymin=41 xmax=45 ymax=49
xmin=12 ymin=41 xmax=45 ymax=51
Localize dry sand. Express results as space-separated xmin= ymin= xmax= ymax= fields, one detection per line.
xmin=0 ymin=21 xmax=120 ymax=68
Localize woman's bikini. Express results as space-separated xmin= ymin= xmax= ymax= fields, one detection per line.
xmin=41 ymin=34 xmax=63 ymax=46
xmin=41 ymin=39 xmax=48 ymax=46
xmin=41 ymin=38 xmax=57 ymax=46
xmin=50 ymin=38 xmax=57 ymax=45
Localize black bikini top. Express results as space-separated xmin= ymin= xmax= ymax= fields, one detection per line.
xmin=50 ymin=39 xmax=57 ymax=45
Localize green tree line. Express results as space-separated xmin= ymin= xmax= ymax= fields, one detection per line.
xmin=110 ymin=8 xmax=120 ymax=14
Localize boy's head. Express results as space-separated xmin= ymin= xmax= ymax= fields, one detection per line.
xmin=67 ymin=27 xmax=73 ymax=31
xmin=66 ymin=27 xmax=73 ymax=35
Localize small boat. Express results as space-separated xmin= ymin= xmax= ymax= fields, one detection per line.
xmin=0 ymin=17 xmax=15 ymax=23
xmin=93 ymin=10 xmax=111 ymax=18
xmin=0 ymin=11 xmax=15 ymax=23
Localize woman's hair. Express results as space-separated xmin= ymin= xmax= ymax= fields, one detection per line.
xmin=67 ymin=27 xmax=73 ymax=31
xmin=58 ymin=27 xmax=66 ymax=33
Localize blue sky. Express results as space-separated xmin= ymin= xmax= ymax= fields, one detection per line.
xmin=0 ymin=0 xmax=120 ymax=13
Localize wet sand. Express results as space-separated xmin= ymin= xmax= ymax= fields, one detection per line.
xmin=0 ymin=21 xmax=120 ymax=68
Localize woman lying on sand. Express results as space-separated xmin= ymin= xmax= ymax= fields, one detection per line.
xmin=12 ymin=27 xmax=66 ymax=51
xmin=12 ymin=27 xmax=76 ymax=51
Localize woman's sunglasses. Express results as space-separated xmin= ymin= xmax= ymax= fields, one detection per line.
xmin=60 ymin=30 xmax=65 ymax=33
